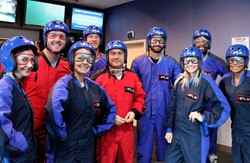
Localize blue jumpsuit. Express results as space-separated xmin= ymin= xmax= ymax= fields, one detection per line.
xmin=131 ymin=55 xmax=181 ymax=163
xmin=165 ymin=74 xmax=230 ymax=163
xmin=202 ymin=52 xmax=228 ymax=155
xmin=219 ymin=71 xmax=250 ymax=163
xmin=85 ymin=55 xmax=107 ymax=78
xmin=45 ymin=74 xmax=116 ymax=163
xmin=0 ymin=75 xmax=36 ymax=162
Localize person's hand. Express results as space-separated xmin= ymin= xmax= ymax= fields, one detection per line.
xmin=115 ymin=115 xmax=125 ymax=126
xmin=165 ymin=133 xmax=173 ymax=143
xmin=188 ymin=111 xmax=202 ymax=123
xmin=124 ymin=111 xmax=135 ymax=123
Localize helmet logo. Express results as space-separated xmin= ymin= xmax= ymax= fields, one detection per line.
xmin=232 ymin=50 xmax=243 ymax=55
xmin=82 ymin=42 xmax=90 ymax=47
xmin=155 ymin=31 xmax=164 ymax=35
xmin=54 ymin=25 xmax=65 ymax=29
xmin=23 ymin=38 xmax=34 ymax=45
xmin=113 ymin=44 xmax=122 ymax=48
xmin=92 ymin=29 xmax=100 ymax=33
xmin=200 ymin=32 xmax=209 ymax=36
xmin=184 ymin=51 xmax=196 ymax=56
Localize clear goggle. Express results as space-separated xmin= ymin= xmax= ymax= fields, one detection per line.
xmin=183 ymin=57 xmax=199 ymax=65
xmin=74 ymin=52 xmax=94 ymax=64
xmin=228 ymin=56 xmax=245 ymax=64
xmin=194 ymin=37 xmax=210 ymax=44
xmin=15 ymin=53 xmax=36 ymax=65
xmin=47 ymin=32 xmax=67 ymax=40
xmin=150 ymin=37 xmax=165 ymax=44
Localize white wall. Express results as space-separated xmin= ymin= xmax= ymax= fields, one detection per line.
xmin=218 ymin=118 xmax=232 ymax=146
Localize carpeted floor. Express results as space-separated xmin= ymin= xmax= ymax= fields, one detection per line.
xmin=133 ymin=127 xmax=233 ymax=163
xmin=217 ymin=149 xmax=233 ymax=163
xmin=134 ymin=147 xmax=233 ymax=163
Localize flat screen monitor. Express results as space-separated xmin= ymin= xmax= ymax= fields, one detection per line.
xmin=25 ymin=0 xmax=65 ymax=27
xmin=0 ymin=0 xmax=17 ymax=23
xmin=71 ymin=7 xmax=104 ymax=31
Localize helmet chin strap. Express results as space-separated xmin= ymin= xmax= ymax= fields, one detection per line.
xmin=46 ymin=46 xmax=52 ymax=53
xmin=46 ymin=46 xmax=61 ymax=55
xmin=11 ymin=71 xmax=21 ymax=81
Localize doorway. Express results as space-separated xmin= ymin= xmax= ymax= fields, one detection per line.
xmin=124 ymin=39 xmax=146 ymax=69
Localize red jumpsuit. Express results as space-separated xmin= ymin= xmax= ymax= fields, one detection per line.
xmin=22 ymin=52 xmax=71 ymax=162
xmin=95 ymin=70 xmax=146 ymax=163
xmin=0 ymin=64 xmax=3 ymax=71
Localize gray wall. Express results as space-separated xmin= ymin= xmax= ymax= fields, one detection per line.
xmin=104 ymin=0 xmax=250 ymax=60
xmin=0 ymin=28 xmax=40 ymax=41
xmin=103 ymin=0 xmax=250 ymax=146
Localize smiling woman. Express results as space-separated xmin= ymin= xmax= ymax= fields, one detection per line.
xmin=164 ymin=46 xmax=230 ymax=163
xmin=0 ymin=36 xmax=38 ymax=162
xmin=219 ymin=44 xmax=250 ymax=163
xmin=45 ymin=40 xmax=116 ymax=163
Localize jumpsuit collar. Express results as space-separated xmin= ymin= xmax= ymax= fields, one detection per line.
xmin=231 ymin=70 xmax=246 ymax=86
xmin=73 ymin=75 xmax=89 ymax=91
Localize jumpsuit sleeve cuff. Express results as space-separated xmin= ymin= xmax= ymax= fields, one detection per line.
xmin=166 ymin=127 xmax=172 ymax=133
xmin=202 ymin=115 xmax=205 ymax=122
xmin=131 ymin=108 xmax=142 ymax=120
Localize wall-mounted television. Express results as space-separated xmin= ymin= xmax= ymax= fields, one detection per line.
xmin=24 ymin=0 xmax=65 ymax=27
xmin=0 ymin=0 xmax=17 ymax=23
xmin=71 ymin=7 xmax=104 ymax=31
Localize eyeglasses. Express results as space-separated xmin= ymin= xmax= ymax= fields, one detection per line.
xmin=150 ymin=37 xmax=165 ymax=44
xmin=74 ymin=52 xmax=94 ymax=64
xmin=183 ymin=58 xmax=199 ymax=65
xmin=47 ymin=32 xmax=67 ymax=40
xmin=194 ymin=38 xmax=210 ymax=44
xmin=15 ymin=53 xmax=36 ymax=65
xmin=228 ymin=57 xmax=245 ymax=64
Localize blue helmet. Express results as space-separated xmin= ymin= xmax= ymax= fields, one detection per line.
xmin=192 ymin=29 xmax=212 ymax=48
xmin=105 ymin=40 xmax=128 ymax=64
xmin=43 ymin=20 xmax=69 ymax=47
xmin=0 ymin=36 xmax=38 ymax=72
xmin=83 ymin=25 xmax=103 ymax=40
xmin=67 ymin=41 xmax=96 ymax=70
xmin=226 ymin=44 xmax=249 ymax=68
xmin=180 ymin=46 xmax=203 ymax=70
xmin=146 ymin=27 xmax=167 ymax=49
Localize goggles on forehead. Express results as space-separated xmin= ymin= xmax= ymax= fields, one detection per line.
xmin=194 ymin=37 xmax=210 ymax=44
xmin=183 ymin=57 xmax=199 ymax=65
xmin=228 ymin=56 xmax=245 ymax=64
xmin=150 ymin=37 xmax=165 ymax=44
xmin=74 ymin=52 xmax=94 ymax=64
xmin=47 ymin=32 xmax=67 ymax=40
xmin=15 ymin=53 xmax=36 ymax=65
